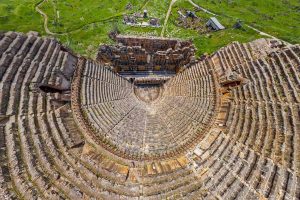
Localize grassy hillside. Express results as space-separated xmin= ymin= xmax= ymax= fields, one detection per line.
xmin=0 ymin=0 xmax=298 ymax=58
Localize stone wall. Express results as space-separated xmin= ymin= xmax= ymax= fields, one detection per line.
xmin=97 ymin=35 xmax=196 ymax=73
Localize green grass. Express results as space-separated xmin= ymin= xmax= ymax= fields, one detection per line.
xmin=166 ymin=0 xmax=263 ymax=56
xmin=39 ymin=0 xmax=146 ymax=33
xmin=192 ymin=0 xmax=300 ymax=43
xmin=0 ymin=0 xmax=44 ymax=33
xmin=39 ymin=0 xmax=169 ymax=58
xmin=0 ymin=0 xmax=299 ymax=59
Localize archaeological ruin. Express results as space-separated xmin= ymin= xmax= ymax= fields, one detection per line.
xmin=97 ymin=35 xmax=196 ymax=75
xmin=0 ymin=31 xmax=300 ymax=199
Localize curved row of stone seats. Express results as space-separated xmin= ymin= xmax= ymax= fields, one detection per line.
xmin=79 ymin=144 xmax=206 ymax=199
xmin=79 ymin=55 xmax=217 ymax=159
xmin=80 ymin=60 xmax=147 ymax=158
xmin=1 ymin=75 xmax=134 ymax=198
xmin=186 ymin=131 xmax=300 ymax=199
xmin=36 ymin=93 xmax=141 ymax=198
xmin=81 ymin=60 xmax=133 ymax=105
xmin=176 ymin=42 xmax=300 ymax=199
xmin=2 ymin=102 xmax=212 ymax=199
xmin=0 ymin=32 xmax=77 ymax=116
xmin=0 ymin=33 xmax=214 ymax=198
xmin=17 ymin=93 xmax=137 ymax=199
xmin=50 ymin=107 xmax=213 ymax=199
xmin=2 ymin=92 xmax=77 ymax=197
xmin=210 ymin=39 xmax=285 ymax=77
xmin=180 ymin=44 xmax=300 ymax=199
xmin=0 ymin=32 xmax=82 ymax=199
xmin=72 ymin=57 xmax=218 ymax=198
xmin=223 ymin=46 xmax=300 ymax=173
xmin=0 ymin=32 xmax=112 ymax=199
xmin=1 ymin=31 xmax=299 ymax=199
xmin=157 ymin=60 xmax=217 ymax=143
xmin=211 ymin=41 xmax=252 ymax=76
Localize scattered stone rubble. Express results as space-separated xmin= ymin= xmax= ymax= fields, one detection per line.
xmin=123 ymin=11 xmax=160 ymax=28
xmin=177 ymin=9 xmax=209 ymax=34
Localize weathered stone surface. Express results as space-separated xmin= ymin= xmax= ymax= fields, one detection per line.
xmin=97 ymin=35 xmax=196 ymax=73
xmin=0 ymin=31 xmax=299 ymax=200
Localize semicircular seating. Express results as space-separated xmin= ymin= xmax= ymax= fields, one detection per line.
xmin=75 ymin=57 xmax=218 ymax=160
xmin=0 ymin=32 xmax=299 ymax=200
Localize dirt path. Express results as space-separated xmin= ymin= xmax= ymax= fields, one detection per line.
xmin=246 ymin=25 xmax=290 ymax=45
xmin=36 ymin=0 xmax=290 ymax=45
xmin=161 ymin=0 xmax=177 ymax=37
xmin=188 ymin=0 xmax=217 ymax=16
xmin=35 ymin=0 xmax=57 ymax=35
xmin=246 ymin=25 xmax=278 ymax=40
xmin=188 ymin=0 xmax=291 ymax=45
xmin=35 ymin=0 xmax=150 ymax=36
xmin=35 ymin=0 xmax=124 ymax=36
